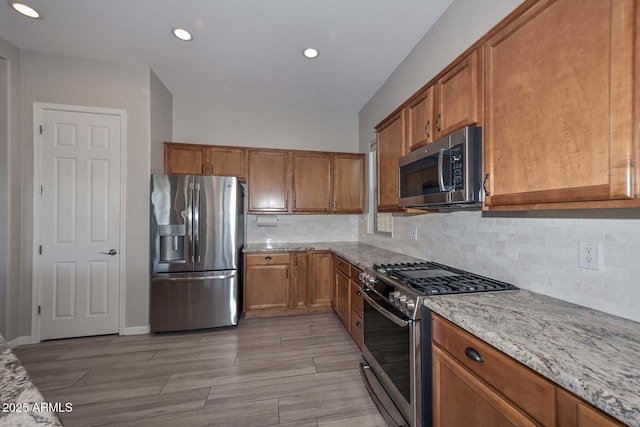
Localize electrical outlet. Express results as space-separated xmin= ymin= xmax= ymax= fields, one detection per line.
xmin=309 ymin=224 xmax=318 ymax=232
xmin=579 ymin=241 xmax=602 ymax=270
xmin=411 ymin=227 xmax=418 ymax=241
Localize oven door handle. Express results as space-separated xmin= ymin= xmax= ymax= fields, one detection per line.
xmin=362 ymin=290 xmax=409 ymax=328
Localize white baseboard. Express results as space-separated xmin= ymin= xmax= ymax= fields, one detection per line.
xmin=8 ymin=336 xmax=32 ymax=348
xmin=121 ymin=325 xmax=150 ymax=336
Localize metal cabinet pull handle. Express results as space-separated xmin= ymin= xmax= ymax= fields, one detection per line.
xmin=482 ymin=173 xmax=490 ymax=196
xmin=265 ymin=256 xmax=272 ymax=260
xmin=356 ymin=290 xmax=362 ymax=296
xmin=356 ymin=321 xmax=361 ymax=328
xmin=424 ymin=120 xmax=430 ymax=139
xmin=465 ymin=347 xmax=483 ymax=363
xmin=100 ymin=249 xmax=117 ymax=256
xmin=435 ymin=113 xmax=441 ymax=132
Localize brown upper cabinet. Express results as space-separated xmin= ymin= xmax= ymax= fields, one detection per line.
xmin=376 ymin=109 xmax=407 ymax=211
xmin=164 ymin=143 xmax=247 ymax=178
xmin=408 ymin=50 xmax=480 ymax=151
xmin=248 ymin=149 xmax=290 ymax=213
xmin=483 ymin=0 xmax=637 ymax=210
xmin=292 ymin=152 xmax=332 ymax=212
xmin=333 ymin=153 xmax=365 ymax=213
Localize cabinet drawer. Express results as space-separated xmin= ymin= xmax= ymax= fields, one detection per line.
xmin=432 ymin=314 xmax=555 ymax=426
xmin=350 ymin=281 xmax=363 ymax=318
xmin=245 ymin=252 xmax=290 ymax=266
xmin=334 ymin=256 xmax=351 ymax=276
xmin=350 ymin=310 xmax=363 ymax=350
xmin=350 ymin=265 xmax=362 ymax=282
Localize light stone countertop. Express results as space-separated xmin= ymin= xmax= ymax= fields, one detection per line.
xmin=0 ymin=335 xmax=63 ymax=426
xmin=423 ymin=291 xmax=640 ymax=427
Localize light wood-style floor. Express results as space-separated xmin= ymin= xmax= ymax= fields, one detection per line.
xmin=14 ymin=313 xmax=387 ymax=427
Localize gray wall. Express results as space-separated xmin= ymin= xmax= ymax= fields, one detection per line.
xmin=0 ymin=36 xmax=22 ymax=341
xmin=150 ymin=70 xmax=173 ymax=174
xmin=357 ymin=0 xmax=640 ymax=322
xmin=173 ymin=94 xmax=359 ymax=153
xmin=19 ymin=50 xmax=152 ymax=333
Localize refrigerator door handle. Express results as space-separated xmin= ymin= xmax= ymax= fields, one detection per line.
xmin=194 ymin=182 xmax=201 ymax=264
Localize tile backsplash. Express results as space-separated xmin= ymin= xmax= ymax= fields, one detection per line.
xmin=247 ymin=214 xmax=359 ymax=244
xmin=358 ymin=210 xmax=640 ymax=323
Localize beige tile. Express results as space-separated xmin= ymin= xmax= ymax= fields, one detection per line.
xmin=59 ymin=387 xmax=209 ymax=427
xmin=107 ymin=399 xmax=279 ymax=427
xmin=41 ymin=375 xmax=168 ymax=406
xmin=162 ymin=356 xmax=317 ymax=393
xmin=206 ymin=370 xmax=361 ymax=406
xmin=313 ymin=352 xmax=363 ymax=373
xmin=278 ymin=383 xmax=376 ymax=423
xmin=316 ymin=408 xmax=387 ymax=427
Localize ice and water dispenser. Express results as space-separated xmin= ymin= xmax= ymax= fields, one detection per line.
xmin=158 ymin=224 xmax=187 ymax=263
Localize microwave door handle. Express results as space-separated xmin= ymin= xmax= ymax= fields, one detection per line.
xmin=438 ymin=148 xmax=446 ymax=192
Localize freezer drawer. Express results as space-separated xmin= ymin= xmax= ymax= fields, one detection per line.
xmin=150 ymin=270 xmax=238 ymax=332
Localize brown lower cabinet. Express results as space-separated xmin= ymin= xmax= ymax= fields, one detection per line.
xmin=243 ymin=250 xmax=332 ymax=317
xmin=332 ymin=254 xmax=363 ymax=349
xmin=432 ymin=314 xmax=624 ymax=427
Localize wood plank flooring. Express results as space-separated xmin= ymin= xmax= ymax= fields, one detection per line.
xmin=13 ymin=313 xmax=387 ymax=427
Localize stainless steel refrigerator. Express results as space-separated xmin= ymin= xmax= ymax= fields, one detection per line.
xmin=150 ymin=175 xmax=244 ymax=332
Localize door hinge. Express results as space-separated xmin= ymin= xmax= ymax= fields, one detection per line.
xmin=37 ymin=305 xmax=41 ymax=315
xmin=39 ymin=245 xmax=43 ymax=255
xmin=39 ymin=125 xmax=43 ymax=135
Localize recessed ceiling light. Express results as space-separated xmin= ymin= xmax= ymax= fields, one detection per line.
xmin=10 ymin=2 xmax=41 ymax=19
xmin=172 ymin=28 xmax=193 ymax=42
xmin=303 ymin=48 xmax=319 ymax=59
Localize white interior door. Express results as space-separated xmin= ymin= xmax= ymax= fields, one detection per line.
xmin=38 ymin=107 xmax=122 ymax=340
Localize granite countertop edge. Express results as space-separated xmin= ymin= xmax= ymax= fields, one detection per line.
xmin=0 ymin=336 xmax=63 ymax=426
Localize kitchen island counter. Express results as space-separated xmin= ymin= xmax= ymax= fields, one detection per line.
xmin=424 ymin=290 xmax=640 ymax=426
xmin=0 ymin=335 xmax=63 ymax=426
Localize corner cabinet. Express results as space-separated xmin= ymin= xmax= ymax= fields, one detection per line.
xmin=376 ymin=109 xmax=407 ymax=211
xmin=483 ymin=0 xmax=637 ymax=210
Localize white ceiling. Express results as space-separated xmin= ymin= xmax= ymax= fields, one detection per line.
xmin=0 ymin=0 xmax=454 ymax=110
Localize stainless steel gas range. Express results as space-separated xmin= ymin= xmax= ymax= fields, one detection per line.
xmin=358 ymin=262 xmax=518 ymax=427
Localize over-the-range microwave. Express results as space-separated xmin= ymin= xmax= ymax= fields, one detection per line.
xmin=398 ymin=126 xmax=483 ymax=209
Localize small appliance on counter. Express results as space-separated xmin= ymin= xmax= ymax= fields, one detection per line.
xmin=149 ymin=175 xmax=245 ymax=332
xmin=358 ymin=262 xmax=518 ymax=427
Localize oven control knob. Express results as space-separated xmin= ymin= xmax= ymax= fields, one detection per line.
xmin=390 ymin=291 xmax=401 ymax=302
xmin=404 ymin=299 xmax=416 ymax=311
xmin=397 ymin=295 xmax=408 ymax=304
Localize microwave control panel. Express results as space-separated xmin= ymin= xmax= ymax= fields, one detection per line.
xmin=450 ymin=144 xmax=464 ymax=190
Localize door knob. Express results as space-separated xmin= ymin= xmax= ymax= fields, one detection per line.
xmin=100 ymin=249 xmax=117 ymax=256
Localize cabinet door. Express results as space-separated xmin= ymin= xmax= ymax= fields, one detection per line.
xmin=407 ymin=85 xmax=435 ymax=150
xmin=335 ymin=270 xmax=351 ymax=330
xmin=433 ymin=346 xmax=537 ymax=427
xmin=557 ymin=387 xmax=624 ymax=427
xmin=333 ymin=154 xmax=364 ymax=213
xmin=247 ymin=150 xmax=289 ymax=212
xmin=483 ymin=0 xmax=635 ymax=208
xmin=164 ymin=143 xmax=207 ymax=175
xmin=376 ymin=109 xmax=406 ymax=211
xmin=292 ymin=251 xmax=308 ymax=308
xmin=208 ymin=147 xmax=246 ymax=179
xmin=292 ymin=152 xmax=332 ymax=212
xmin=435 ymin=49 xmax=480 ymax=138
xmin=245 ymin=264 xmax=289 ymax=310
xmin=309 ymin=251 xmax=332 ymax=308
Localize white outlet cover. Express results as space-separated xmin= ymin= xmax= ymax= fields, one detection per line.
xmin=579 ymin=241 xmax=602 ymax=270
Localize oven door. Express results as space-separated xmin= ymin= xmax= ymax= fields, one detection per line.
xmin=361 ymin=288 xmax=420 ymax=427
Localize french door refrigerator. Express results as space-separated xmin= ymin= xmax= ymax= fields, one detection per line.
xmin=150 ymin=175 xmax=244 ymax=332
